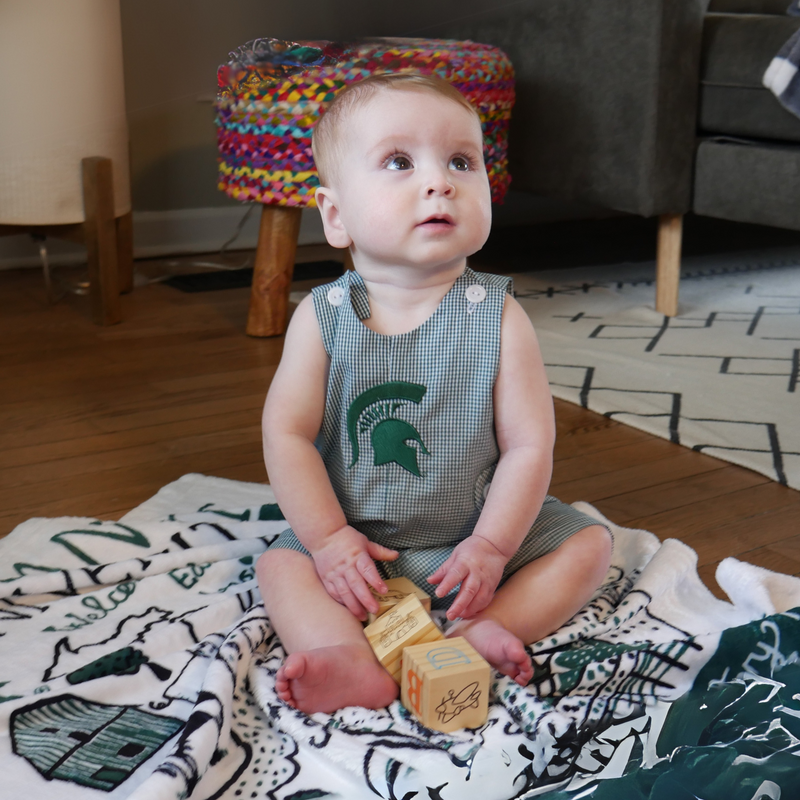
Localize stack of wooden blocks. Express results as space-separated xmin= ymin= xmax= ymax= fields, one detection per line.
xmin=364 ymin=578 xmax=490 ymax=732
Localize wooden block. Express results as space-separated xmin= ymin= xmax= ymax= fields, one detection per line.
xmin=364 ymin=593 xmax=443 ymax=683
xmin=401 ymin=636 xmax=490 ymax=732
xmin=367 ymin=576 xmax=432 ymax=624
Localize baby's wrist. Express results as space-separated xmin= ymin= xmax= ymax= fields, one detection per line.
xmin=471 ymin=532 xmax=514 ymax=561
xmin=302 ymin=521 xmax=352 ymax=555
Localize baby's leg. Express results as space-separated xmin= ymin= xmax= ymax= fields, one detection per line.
xmin=256 ymin=547 xmax=398 ymax=714
xmin=449 ymin=525 xmax=612 ymax=686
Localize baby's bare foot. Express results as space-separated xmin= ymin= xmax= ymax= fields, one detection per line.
xmin=451 ymin=618 xmax=533 ymax=687
xmin=276 ymin=644 xmax=398 ymax=714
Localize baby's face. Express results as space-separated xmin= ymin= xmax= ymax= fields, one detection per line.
xmin=327 ymin=89 xmax=492 ymax=275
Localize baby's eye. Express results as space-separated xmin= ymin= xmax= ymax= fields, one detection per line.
xmin=387 ymin=154 xmax=412 ymax=171
xmin=449 ymin=155 xmax=471 ymax=172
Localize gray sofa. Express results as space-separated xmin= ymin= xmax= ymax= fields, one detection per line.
xmin=428 ymin=0 xmax=710 ymax=315
xmin=695 ymin=0 xmax=800 ymax=231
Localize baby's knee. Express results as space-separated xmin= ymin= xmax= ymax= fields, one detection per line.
xmin=570 ymin=525 xmax=613 ymax=582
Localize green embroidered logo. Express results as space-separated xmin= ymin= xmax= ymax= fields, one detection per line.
xmin=347 ymin=381 xmax=429 ymax=476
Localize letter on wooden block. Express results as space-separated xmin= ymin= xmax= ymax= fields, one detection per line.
xmin=367 ymin=576 xmax=432 ymax=624
xmin=401 ymin=636 xmax=490 ymax=732
xmin=364 ymin=594 xmax=443 ymax=683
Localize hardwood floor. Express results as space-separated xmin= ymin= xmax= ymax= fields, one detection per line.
xmin=2 ymin=246 xmax=798 ymax=600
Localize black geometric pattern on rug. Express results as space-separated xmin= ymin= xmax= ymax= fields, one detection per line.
xmin=547 ymin=362 xmax=795 ymax=486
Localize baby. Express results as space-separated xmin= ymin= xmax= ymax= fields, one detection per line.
xmin=256 ymin=73 xmax=612 ymax=715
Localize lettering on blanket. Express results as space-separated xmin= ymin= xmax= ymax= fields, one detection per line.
xmin=0 ymin=681 xmax=22 ymax=704
xmin=200 ymin=555 xmax=256 ymax=595
xmin=50 ymin=522 xmax=151 ymax=565
xmin=168 ymin=562 xmax=213 ymax=589
xmin=43 ymin=582 xmax=136 ymax=632
xmin=741 ymin=619 xmax=800 ymax=680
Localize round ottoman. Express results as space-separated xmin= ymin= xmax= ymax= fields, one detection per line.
xmin=215 ymin=37 xmax=515 ymax=336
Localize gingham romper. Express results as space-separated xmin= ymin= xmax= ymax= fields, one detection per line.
xmin=269 ymin=267 xmax=606 ymax=609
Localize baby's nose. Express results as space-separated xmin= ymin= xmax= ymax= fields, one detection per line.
xmin=425 ymin=171 xmax=454 ymax=196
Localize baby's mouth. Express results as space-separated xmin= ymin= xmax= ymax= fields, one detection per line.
xmin=419 ymin=215 xmax=454 ymax=227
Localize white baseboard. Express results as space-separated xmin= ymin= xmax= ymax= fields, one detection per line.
xmin=0 ymin=205 xmax=327 ymax=270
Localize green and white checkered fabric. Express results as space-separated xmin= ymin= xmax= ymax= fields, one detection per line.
xmin=270 ymin=267 xmax=604 ymax=608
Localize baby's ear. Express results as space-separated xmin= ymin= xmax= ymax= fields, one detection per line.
xmin=315 ymin=187 xmax=352 ymax=249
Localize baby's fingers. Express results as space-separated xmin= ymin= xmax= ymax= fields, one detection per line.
xmin=354 ymin=553 xmax=386 ymax=606
xmin=344 ymin=567 xmax=380 ymax=617
xmin=431 ymin=561 xmax=467 ymax=600
xmin=427 ymin=562 xmax=448 ymax=586
xmin=446 ymin=576 xmax=481 ymax=620
xmin=366 ymin=541 xmax=399 ymax=563
xmin=328 ymin=576 xmax=365 ymax=620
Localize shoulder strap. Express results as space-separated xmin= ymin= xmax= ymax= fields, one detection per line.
xmin=465 ymin=266 xmax=514 ymax=296
xmin=311 ymin=273 xmax=350 ymax=357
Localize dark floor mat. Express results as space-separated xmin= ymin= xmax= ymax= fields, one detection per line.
xmin=164 ymin=260 xmax=344 ymax=292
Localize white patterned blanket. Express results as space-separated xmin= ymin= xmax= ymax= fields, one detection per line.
xmin=1 ymin=474 xmax=799 ymax=799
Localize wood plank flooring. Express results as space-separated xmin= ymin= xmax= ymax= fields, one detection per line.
xmin=2 ymin=247 xmax=798 ymax=601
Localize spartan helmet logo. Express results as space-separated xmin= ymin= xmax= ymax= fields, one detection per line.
xmin=346 ymin=381 xmax=430 ymax=476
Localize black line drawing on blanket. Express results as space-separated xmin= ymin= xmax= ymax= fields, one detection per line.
xmin=0 ymin=598 xmax=47 ymax=622
xmin=150 ymin=635 xmax=226 ymax=711
xmin=153 ymin=692 xmax=254 ymax=800
xmin=41 ymin=605 xmax=211 ymax=686
xmin=10 ymin=694 xmax=183 ymax=792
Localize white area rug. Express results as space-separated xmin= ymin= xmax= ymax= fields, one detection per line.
xmin=514 ymin=248 xmax=800 ymax=491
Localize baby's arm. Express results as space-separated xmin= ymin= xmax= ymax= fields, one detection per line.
xmin=262 ymin=296 xmax=397 ymax=619
xmin=428 ymin=295 xmax=555 ymax=620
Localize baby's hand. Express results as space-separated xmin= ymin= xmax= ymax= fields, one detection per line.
xmin=427 ymin=535 xmax=508 ymax=621
xmin=310 ymin=526 xmax=398 ymax=621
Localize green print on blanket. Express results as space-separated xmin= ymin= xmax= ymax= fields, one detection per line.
xmin=346 ymin=381 xmax=429 ymax=476
xmin=66 ymin=647 xmax=172 ymax=685
xmin=11 ymin=695 xmax=183 ymax=791
xmin=50 ymin=522 xmax=150 ymax=566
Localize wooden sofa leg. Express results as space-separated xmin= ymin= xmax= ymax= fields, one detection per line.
xmin=116 ymin=210 xmax=134 ymax=294
xmin=82 ymin=157 xmax=122 ymax=326
xmin=656 ymin=213 xmax=682 ymax=317
xmin=247 ymin=205 xmax=302 ymax=337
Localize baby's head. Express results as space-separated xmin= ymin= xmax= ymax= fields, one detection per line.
xmin=311 ymin=72 xmax=491 ymax=270
xmin=312 ymin=73 xmax=481 ymax=189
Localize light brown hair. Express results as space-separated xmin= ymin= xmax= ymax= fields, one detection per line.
xmin=311 ymin=72 xmax=480 ymax=187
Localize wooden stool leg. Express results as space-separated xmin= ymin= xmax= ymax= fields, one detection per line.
xmin=247 ymin=204 xmax=302 ymax=337
xmin=655 ymin=213 xmax=682 ymax=317
xmin=82 ymin=157 xmax=122 ymax=325
xmin=115 ymin=210 xmax=134 ymax=294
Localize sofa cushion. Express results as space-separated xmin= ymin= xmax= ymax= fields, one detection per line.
xmin=694 ymin=138 xmax=800 ymax=229
xmin=699 ymin=13 xmax=800 ymax=140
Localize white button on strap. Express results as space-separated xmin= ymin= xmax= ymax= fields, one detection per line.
xmin=465 ymin=284 xmax=486 ymax=304
xmin=327 ymin=286 xmax=345 ymax=306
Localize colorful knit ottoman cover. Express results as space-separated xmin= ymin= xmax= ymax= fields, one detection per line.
xmin=215 ymin=38 xmax=515 ymax=208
